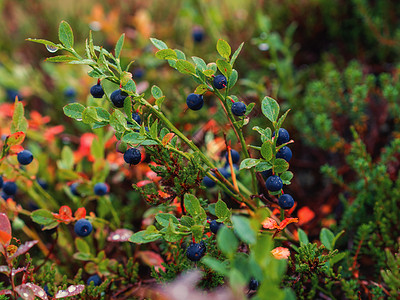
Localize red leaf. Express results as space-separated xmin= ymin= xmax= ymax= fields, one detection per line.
xmin=107 ymin=229 xmax=133 ymax=242
xmin=298 ymin=206 xmax=315 ymax=225
xmin=55 ymin=284 xmax=84 ymax=298
xmin=137 ymin=251 xmax=165 ymax=271
xmin=0 ymin=213 xmax=12 ymax=251
xmin=6 ymin=132 xmax=25 ymax=146
xmin=15 ymin=284 xmax=35 ymax=300
xmin=277 ymin=218 xmax=299 ymax=230
xmin=53 ymin=206 xmax=73 ymax=223
xmin=25 ymin=283 xmax=48 ymax=300
xmin=10 ymin=240 xmax=38 ymax=259
xmin=74 ymin=207 xmax=86 ymax=220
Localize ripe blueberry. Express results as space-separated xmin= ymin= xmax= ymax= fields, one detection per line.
xmin=70 ymin=182 xmax=80 ymax=196
xmin=64 ymin=87 xmax=76 ymax=98
xmin=265 ymin=175 xmax=283 ymax=192
xmin=124 ymin=148 xmax=141 ymax=165
xmin=3 ymin=181 xmax=17 ymax=196
xmin=186 ymin=93 xmax=204 ymax=111
xmin=261 ymin=169 xmax=273 ymax=178
xmin=94 ymin=183 xmax=108 ymax=196
xmin=17 ymin=150 xmax=33 ymax=165
xmin=231 ymin=102 xmax=247 ymax=116
xmin=203 ymin=176 xmax=216 ymax=188
xmin=37 ymin=179 xmax=48 ymax=190
xmin=133 ymin=68 xmax=144 ymax=79
xmin=276 ymin=146 xmax=292 ymax=162
xmin=210 ymin=220 xmax=223 ymax=234
xmin=74 ymin=219 xmax=93 ymax=237
xmin=110 ymin=89 xmax=128 ymax=108
xmin=273 ymin=128 xmax=290 ymax=145
xmin=279 ymin=194 xmax=294 ymax=209
xmin=213 ymin=75 xmax=227 ymax=89
xmin=186 ymin=241 xmax=206 ymax=261
xmin=0 ymin=176 xmax=3 ymax=188
xmin=192 ymin=27 xmax=204 ymax=43
xmin=218 ymin=167 xmax=230 ymax=179
xmin=132 ymin=113 xmax=141 ymax=125
xmin=225 ymin=149 xmax=240 ymax=164
xmin=90 ymin=83 xmax=104 ymax=98
xmin=87 ymin=274 xmax=102 ymax=286
xmin=249 ymin=278 xmax=259 ymax=290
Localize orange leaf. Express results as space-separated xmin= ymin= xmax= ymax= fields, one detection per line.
xmin=277 ymin=218 xmax=299 ymax=230
xmin=298 ymin=206 xmax=315 ymax=225
xmin=161 ymin=133 xmax=175 ymax=146
xmin=53 ymin=206 xmax=73 ymax=224
xmin=262 ymin=217 xmax=278 ymax=229
xmin=74 ymin=207 xmax=86 ymax=220
xmin=271 ymin=247 xmax=290 ymax=259
xmin=0 ymin=231 xmax=12 ymax=247
xmin=6 ymin=132 xmax=25 ymax=146
xmin=137 ymin=251 xmax=165 ymax=271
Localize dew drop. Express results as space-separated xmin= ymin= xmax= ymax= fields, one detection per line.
xmin=68 ymin=286 xmax=76 ymax=293
xmin=76 ymin=118 xmax=82 ymax=121
xmin=258 ymin=43 xmax=270 ymax=51
xmin=46 ymin=44 xmax=58 ymax=53
xmin=113 ymin=234 xmax=120 ymax=240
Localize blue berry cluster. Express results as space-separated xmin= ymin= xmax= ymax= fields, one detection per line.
xmin=264 ymin=128 xmax=295 ymax=210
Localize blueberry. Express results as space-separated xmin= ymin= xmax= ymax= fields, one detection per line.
xmin=64 ymin=87 xmax=76 ymax=98
xmin=133 ymin=68 xmax=144 ymax=79
xmin=218 ymin=167 xmax=230 ymax=179
xmin=210 ymin=220 xmax=223 ymax=234
xmin=192 ymin=27 xmax=204 ymax=43
xmin=186 ymin=93 xmax=204 ymax=111
xmin=265 ymin=175 xmax=283 ymax=192
xmin=186 ymin=242 xmax=206 ymax=261
xmin=123 ymin=148 xmax=141 ymax=165
xmin=213 ymin=75 xmax=227 ymax=89
xmin=43 ymin=285 xmax=52 ymax=297
xmin=74 ymin=219 xmax=93 ymax=237
xmin=90 ymin=83 xmax=104 ymax=98
xmin=37 ymin=179 xmax=48 ymax=190
xmin=132 ymin=113 xmax=141 ymax=125
xmin=249 ymin=278 xmax=259 ymax=290
xmin=225 ymin=149 xmax=240 ymax=164
xmin=276 ymin=146 xmax=292 ymax=162
xmin=110 ymin=89 xmax=128 ymax=108
xmin=70 ymin=182 xmax=80 ymax=196
xmin=261 ymin=169 xmax=273 ymax=178
xmin=94 ymin=183 xmax=108 ymax=196
xmin=17 ymin=150 xmax=33 ymax=165
xmin=3 ymin=181 xmax=17 ymax=196
xmin=273 ymin=128 xmax=290 ymax=145
xmin=0 ymin=176 xmax=3 ymax=188
xmin=6 ymin=89 xmax=21 ymax=102
xmin=203 ymin=175 xmax=216 ymax=188
xmin=231 ymin=102 xmax=247 ymax=116
xmin=279 ymin=194 xmax=294 ymax=209
xmin=1 ymin=192 xmax=11 ymax=200
xmin=87 ymin=274 xmax=102 ymax=286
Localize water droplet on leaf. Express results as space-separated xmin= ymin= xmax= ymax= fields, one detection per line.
xmin=46 ymin=44 xmax=58 ymax=53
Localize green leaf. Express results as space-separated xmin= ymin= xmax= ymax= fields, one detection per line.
xmin=245 ymin=103 xmax=255 ymax=115
xmin=123 ymin=79 xmax=137 ymax=94
xmin=228 ymin=70 xmax=238 ymax=89
xmin=276 ymin=109 xmax=291 ymax=130
xmin=155 ymin=213 xmax=179 ymax=227
xmin=26 ymin=38 xmax=58 ymax=47
xmin=75 ymin=238 xmax=91 ymax=254
xmin=96 ymin=107 xmax=110 ymax=121
xmin=216 ymin=39 xmax=231 ymax=60
xmin=120 ymin=71 xmax=133 ymax=86
xmin=239 ymin=158 xmax=260 ymax=170
xmin=63 ymin=103 xmax=85 ymax=120
xmin=60 ymin=146 xmax=74 ymax=170
xmin=191 ymin=56 xmax=207 ymax=71
xmin=297 ymin=228 xmax=309 ymax=245
xmin=174 ymin=49 xmax=186 ymax=60
xmin=273 ymin=158 xmax=289 ymax=173
xmin=155 ymin=49 xmax=177 ymax=60
xmin=230 ymin=42 xmax=244 ymax=66
xmin=122 ymin=132 xmax=145 ymax=145
xmin=216 ymin=59 xmax=232 ymax=78
xmin=194 ymin=84 xmax=208 ymax=94
xmin=203 ymin=69 xmax=215 ymax=77
xmin=82 ymin=107 xmax=100 ymax=124
xmin=110 ymin=110 xmax=128 ymax=132
xmin=150 ymin=38 xmax=168 ymax=50
xmin=191 ymin=225 xmax=204 ymax=243
xmin=280 ymin=171 xmax=293 ymax=184
xmin=217 ymin=226 xmax=238 ymax=256
xmin=11 ymin=101 xmax=28 ymax=134
xmin=58 ymin=21 xmax=74 ymax=48
xmin=73 ymin=252 xmax=93 ymax=261
xmin=164 ymin=220 xmax=181 ymax=242
xmin=184 ymin=194 xmax=206 ymax=220
xmin=202 ymin=256 xmax=229 ymax=275
xmin=320 ymin=228 xmax=335 ymax=250
xmin=31 ymin=209 xmax=56 ymax=226
xmin=45 ymin=55 xmax=77 ymax=63
xmin=332 ymin=230 xmax=345 ymax=249
xmin=261 ymin=96 xmax=280 ymax=123
xmin=175 ymin=59 xmax=196 ymax=75
xmin=155 ymin=96 xmax=166 ymax=109
xmin=129 ymin=230 xmax=162 ymax=244
xmin=261 ymin=141 xmax=274 ymax=161
xmin=151 ymin=85 xmax=163 ymax=99
xmin=115 ymin=33 xmax=125 ymax=58
xmin=180 ymin=216 xmax=194 ymax=227
xmin=255 ymin=162 xmax=272 ymax=172
xmin=231 ymin=215 xmax=256 ymax=245
xmin=215 ymin=200 xmax=230 ymax=220
xmin=149 ymin=120 xmax=158 ymax=139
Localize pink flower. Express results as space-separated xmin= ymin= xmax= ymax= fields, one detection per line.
xmin=271 ymin=247 xmax=290 ymax=259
